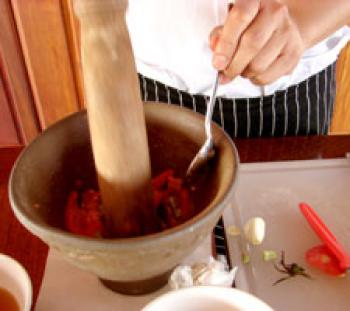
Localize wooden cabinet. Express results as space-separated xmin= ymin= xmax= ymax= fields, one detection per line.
xmin=0 ymin=0 xmax=350 ymax=146
xmin=0 ymin=74 xmax=20 ymax=145
xmin=0 ymin=0 xmax=82 ymax=146
xmin=332 ymin=42 xmax=350 ymax=134
xmin=11 ymin=0 xmax=83 ymax=127
xmin=0 ymin=0 xmax=39 ymax=145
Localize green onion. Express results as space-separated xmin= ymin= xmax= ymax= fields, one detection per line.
xmin=263 ymin=250 xmax=277 ymax=262
xmin=242 ymin=254 xmax=251 ymax=264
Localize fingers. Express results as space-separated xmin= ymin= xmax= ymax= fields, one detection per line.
xmin=250 ymin=41 xmax=302 ymax=85
xmin=210 ymin=0 xmax=304 ymax=85
xmin=209 ymin=26 xmax=223 ymax=51
xmin=222 ymin=2 xmax=285 ymax=81
xmin=242 ymin=28 xmax=288 ymax=79
xmin=213 ymin=0 xmax=260 ymax=70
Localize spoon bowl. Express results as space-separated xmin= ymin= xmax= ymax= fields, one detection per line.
xmin=186 ymin=73 xmax=219 ymax=180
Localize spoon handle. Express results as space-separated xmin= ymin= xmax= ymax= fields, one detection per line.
xmin=205 ymin=73 xmax=219 ymax=143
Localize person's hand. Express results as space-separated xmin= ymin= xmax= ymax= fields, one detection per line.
xmin=210 ymin=0 xmax=305 ymax=85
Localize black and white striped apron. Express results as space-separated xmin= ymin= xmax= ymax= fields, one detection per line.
xmin=138 ymin=62 xmax=336 ymax=138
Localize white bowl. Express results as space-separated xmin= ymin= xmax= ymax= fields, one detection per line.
xmin=0 ymin=254 xmax=32 ymax=311
xmin=142 ymin=286 xmax=273 ymax=311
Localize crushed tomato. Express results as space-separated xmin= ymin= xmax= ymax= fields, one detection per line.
xmin=65 ymin=170 xmax=194 ymax=237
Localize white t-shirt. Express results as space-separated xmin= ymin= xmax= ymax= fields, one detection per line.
xmin=126 ymin=0 xmax=350 ymax=98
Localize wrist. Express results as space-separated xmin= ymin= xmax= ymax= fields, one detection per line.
xmin=283 ymin=0 xmax=350 ymax=49
xmin=287 ymin=7 xmax=317 ymax=50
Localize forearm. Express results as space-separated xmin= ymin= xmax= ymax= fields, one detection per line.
xmin=282 ymin=0 xmax=350 ymax=49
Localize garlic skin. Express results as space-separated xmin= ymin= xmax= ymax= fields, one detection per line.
xmin=244 ymin=217 xmax=266 ymax=245
xmin=169 ymin=266 xmax=194 ymax=290
xmin=192 ymin=257 xmax=237 ymax=287
xmin=169 ymin=257 xmax=237 ymax=290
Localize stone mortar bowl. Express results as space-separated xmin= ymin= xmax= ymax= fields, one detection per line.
xmin=9 ymin=103 xmax=239 ymax=295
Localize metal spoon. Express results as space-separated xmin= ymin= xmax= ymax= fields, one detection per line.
xmin=186 ymin=72 xmax=219 ymax=179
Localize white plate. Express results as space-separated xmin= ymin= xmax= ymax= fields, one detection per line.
xmin=142 ymin=286 xmax=273 ymax=311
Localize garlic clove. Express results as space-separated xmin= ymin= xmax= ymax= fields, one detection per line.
xmin=244 ymin=217 xmax=266 ymax=245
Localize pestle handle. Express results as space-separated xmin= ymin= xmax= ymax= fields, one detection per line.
xmin=74 ymin=0 xmax=128 ymax=13
xmin=74 ymin=0 xmax=156 ymax=236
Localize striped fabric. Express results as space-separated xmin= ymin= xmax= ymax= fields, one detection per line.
xmin=138 ymin=62 xmax=336 ymax=138
xmin=213 ymin=218 xmax=231 ymax=262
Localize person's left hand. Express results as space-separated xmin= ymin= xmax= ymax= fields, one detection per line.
xmin=210 ymin=0 xmax=305 ymax=85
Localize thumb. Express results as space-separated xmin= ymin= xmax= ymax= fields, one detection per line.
xmin=209 ymin=26 xmax=223 ymax=51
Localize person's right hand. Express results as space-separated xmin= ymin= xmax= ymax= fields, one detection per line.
xmin=209 ymin=0 xmax=305 ymax=86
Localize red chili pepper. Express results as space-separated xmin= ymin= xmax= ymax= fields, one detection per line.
xmin=153 ymin=171 xmax=194 ymax=227
xmin=167 ymin=176 xmax=182 ymax=192
xmin=65 ymin=170 xmax=194 ymax=237
xmin=65 ymin=191 xmax=81 ymax=233
xmin=65 ymin=189 xmax=105 ymax=238
xmin=151 ymin=169 xmax=174 ymax=189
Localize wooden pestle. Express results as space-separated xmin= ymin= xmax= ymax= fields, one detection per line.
xmin=74 ymin=0 xmax=156 ymax=237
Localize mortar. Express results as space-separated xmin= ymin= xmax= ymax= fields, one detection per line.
xmin=9 ymin=103 xmax=239 ymax=295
